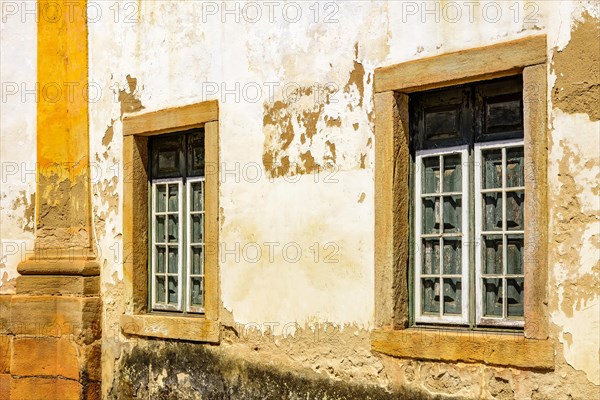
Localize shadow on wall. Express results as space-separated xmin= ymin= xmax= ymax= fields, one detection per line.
xmin=109 ymin=340 xmax=463 ymax=400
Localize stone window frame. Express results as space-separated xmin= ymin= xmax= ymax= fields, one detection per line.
xmin=372 ymin=35 xmax=554 ymax=369
xmin=120 ymin=100 xmax=220 ymax=343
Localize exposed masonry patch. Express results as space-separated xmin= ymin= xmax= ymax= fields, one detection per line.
xmin=347 ymin=44 xmax=366 ymax=109
xmin=551 ymin=141 xmax=599 ymax=316
xmin=93 ymin=175 xmax=119 ymax=242
xmin=36 ymin=171 xmax=90 ymax=248
xmin=552 ymin=12 xmax=600 ymax=121
xmin=262 ymin=43 xmax=373 ymax=179
xmin=1 ymin=272 xmax=16 ymax=293
xmin=10 ymin=190 xmax=35 ymax=233
xmin=118 ymin=75 xmax=144 ymax=117
xmin=486 ymin=374 xmax=514 ymax=400
xmin=93 ymin=76 xmax=144 ymax=245
xmin=102 ymin=120 xmax=116 ymax=148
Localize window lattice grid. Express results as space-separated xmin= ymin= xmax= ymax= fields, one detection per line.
xmin=187 ymin=178 xmax=206 ymax=313
xmin=475 ymin=140 xmax=525 ymax=327
xmin=414 ymin=146 xmax=470 ymax=324
xmin=152 ymin=180 xmax=184 ymax=312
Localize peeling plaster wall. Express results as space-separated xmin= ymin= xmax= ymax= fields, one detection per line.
xmin=0 ymin=8 xmax=37 ymax=294
xmin=547 ymin=11 xmax=600 ymax=386
xmin=83 ymin=1 xmax=600 ymax=398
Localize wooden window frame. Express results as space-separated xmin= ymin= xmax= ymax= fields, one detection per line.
xmin=186 ymin=177 xmax=206 ymax=314
xmin=414 ymin=146 xmax=470 ymax=325
xmin=120 ymin=101 xmax=220 ymax=343
xmin=474 ymin=139 xmax=526 ymax=328
xmin=372 ymin=36 xmax=554 ymax=369
xmin=151 ymin=178 xmax=184 ymax=312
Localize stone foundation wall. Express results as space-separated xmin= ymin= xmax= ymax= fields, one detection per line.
xmin=0 ymin=294 xmax=102 ymax=400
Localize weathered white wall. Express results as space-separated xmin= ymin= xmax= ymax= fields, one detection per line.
xmin=82 ymin=0 xmax=599 ymax=397
xmin=0 ymin=7 xmax=37 ymax=294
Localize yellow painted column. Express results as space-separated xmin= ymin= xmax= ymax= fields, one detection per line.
xmin=7 ymin=3 xmax=101 ymax=399
xmin=36 ymin=0 xmax=92 ymax=254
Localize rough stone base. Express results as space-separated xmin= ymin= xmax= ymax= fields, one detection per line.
xmin=0 ymin=293 xmax=101 ymax=400
xmin=109 ymin=340 xmax=456 ymax=400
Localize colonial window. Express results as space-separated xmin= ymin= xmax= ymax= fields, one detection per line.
xmin=121 ymin=100 xmax=220 ymax=343
xmin=411 ymin=76 xmax=525 ymax=327
xmin=372 ymin=36 xmax=552 ymax=369
xmin=149 ymin=130 xmax=206 ymax=313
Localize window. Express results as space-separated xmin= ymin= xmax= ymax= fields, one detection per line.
xmin=121 ymin=100 xmax=220 ymax=343
xmin=372 ymin=36 xmax=551 ymax=368
xmin=149 ymin=130 xmax=206 ymax=313
xmin=410 ymin=76 xmax=525 ymax=327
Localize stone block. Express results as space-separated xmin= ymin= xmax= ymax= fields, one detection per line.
xmin=11 ymin=337 xmax=80 ymax=380
xmin=0 ymin=335 xmax=12 ymax=373
xmin=9 ymin=296 xmax=101 ymax=343
xmin=0 ymin=296 xmax=11 ymax=329
xmin=84 ymin=342 xmax=102 ymax=382
xmin=84 ymin=382 xmax=101 ymax=400
xmin=17 ymin=276 xmax=100 ymax=296
xmin=0 ymin=374 xmax=10 ymax=400
xmin=11 ymin=377 xmax=82 ymax=400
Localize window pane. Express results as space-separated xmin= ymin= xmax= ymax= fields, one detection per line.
xmin=158 ymin=150 xmax=179 ymax=174
xmin=192 ymin=215 xmax=204 ymax=243
xmin=155 ymin=276 xmax=165 ymax=303
xmin=155 ymin=216 xmax=166 ymax=243
xmin=483 ymin=236 xmax=503 ymax=275
xmin=507 ymin=235 xmax=524 ymax=274
xmin=443 ymin=278 xmax=462 ymax=315
xmin=485 ymin=97 xmax=523 ymax=134
xmin=443 ymin=239 xmax=461 ymax=274
xmin=482 ymin=149 xmax=502 ymax=189
xmin=188 ymin=132 xmax=205 ymax=177
xmin=156 ymin=185 xmax=167 ymax=212
xmin=506 ymin=191 xmax=524 ymax=230
xmin=507 ymin=278 xmax=524 ymax=317
xmin=191 ymin=246 xmax=204 ymax=275
xmin=424 ymin=105 xmax=460 ymax=142
xmin=422 ymin=278 xmax=440 ymax=314
xmin=168 ymin=247 xmax=178 ymax=273
xmin=422 ymin=197 xmax=440 ymax=234
xmin=483 ymin=193 xmax=502 ymax=231
xmin=156 ymin=246 xmax=166 ymax=273
xmin=483 ymin=278 xmax=503 ymax=317
xmin=168 ymin=185 xmax=178 ymax=212
xmin=191 ymin=181 xmax=204 ymax=212
xmin=443 ymin=196 xmax=462 ymax=233
xmin=168 ymin=215 xmax=178 ymax=243
xmin=422 ymin=157 xmax=440 ymax=194
xmin=151 ymin=135 xmax=185 ymax=178
xmin=191 ymin=277 xmax=204 ymax=306
xmin=443 ymin=155 xmax=462 ymax=192
xmin=506 ymin=147 xmax=524 ymax=188
xmin=422 ymin=239 xmax=440 ymax=275
xmin=168 ymin=277 xmax=178 ymax=304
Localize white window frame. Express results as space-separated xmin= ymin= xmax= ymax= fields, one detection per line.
xmin=475 ymin=139 xmax=525 ymax=328
xmin=414 ymin=145 xmax=470 ymax=324
xmin=186 ymin=177 xmax=205 ymax=313
xmin=151 ymin=178 xmax=184 ymax=312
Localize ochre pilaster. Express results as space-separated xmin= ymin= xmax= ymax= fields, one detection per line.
xmin=34 ymin=0 xmax=92 ymax=252
xmin=5 ymin=2 xmax=101 ymax=399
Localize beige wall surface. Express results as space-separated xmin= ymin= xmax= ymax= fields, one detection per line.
xmin=1 ymin=1 xmax=598 ymax=399
xmin=76 ymin=0 xmax=600 ymax=397
xmin=0 ymin=3 xmax=37 ymax=294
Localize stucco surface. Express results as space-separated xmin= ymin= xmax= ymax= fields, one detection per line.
xmin=85 ymin=1 xmax=598 ymax=397
xmin=0 ymin=1 xmax=598 ymax=399
xmin=0 ymin=4 xmax=37 ymax=294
